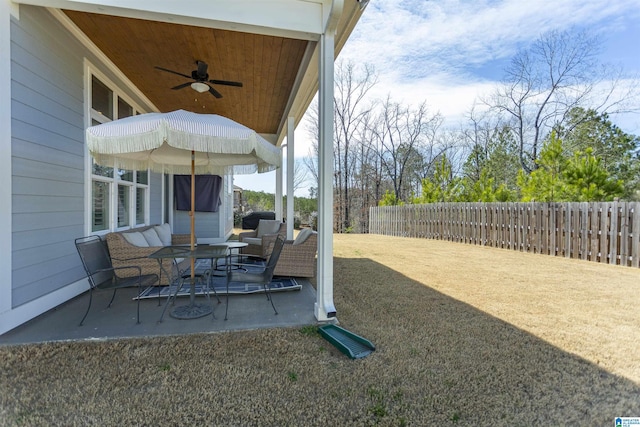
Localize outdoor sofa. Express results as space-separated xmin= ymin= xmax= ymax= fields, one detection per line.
xmin=105 ymin=224 xmax=190 ymax=285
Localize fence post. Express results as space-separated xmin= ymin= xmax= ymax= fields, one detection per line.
xmin=600 ymin=203 xmax=609 ymax=263
xmin=578 ymin=202 xmax=588 ymax=260
xmin=589 ymin=203 xmax=599 ymax=261
xmin=549 ymin=203 xmax=555 ymax=256
xmin=563 ymin=203 xmax=571 ymax=258
xmin=619 ymin=202 xmax=629 ymax=266
xmin=632 ymin=202 xmax=640 ymax=267
xmin=609 ymin=201 xmax=619 ymax=264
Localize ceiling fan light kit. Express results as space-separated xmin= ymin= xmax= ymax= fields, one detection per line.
xmin=190 ymin=82 xmax=210 ymax=93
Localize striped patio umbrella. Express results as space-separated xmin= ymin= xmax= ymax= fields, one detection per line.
xmin=86 ymin=109 xmax=281 ymax=307
xmin=86 ymin=109 xmax=280 ymax=176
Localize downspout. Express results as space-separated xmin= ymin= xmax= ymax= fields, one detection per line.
xmin=315 ymin=0 xmax=343 ymax=321
xmin=286 ymin=116 xmax=294 ymax=240
xmin=275 ymin=155 xmax=283 ymax=221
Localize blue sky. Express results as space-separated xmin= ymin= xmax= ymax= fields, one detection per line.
xmin=234 ymin=0 xmax=640 ymax=196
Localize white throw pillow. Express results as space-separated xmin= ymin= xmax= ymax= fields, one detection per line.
xmin=293 ymin=228 xmax=314 ymax=245
xmin=123 ymin=231 xmax=149 ymax=247
xmin=256 ymin=220 xmax=281 ymax=238
xmin=142 ymin=228 xmax=163 ymax=247
xmin=154 ymin=223 xmax=172 ymax=246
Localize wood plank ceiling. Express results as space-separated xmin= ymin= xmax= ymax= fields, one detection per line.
xmin=63 ymin=10 xmax=310 ymax=135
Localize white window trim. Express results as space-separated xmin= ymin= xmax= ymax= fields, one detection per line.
xmin=84 ymin=60 xmax=149 ymax=235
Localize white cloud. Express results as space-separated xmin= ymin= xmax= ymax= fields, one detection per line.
xmin=347 ymin=0 xmax=640 ymax=81
xmin=338 ymin=0 xmax=640 ymax=128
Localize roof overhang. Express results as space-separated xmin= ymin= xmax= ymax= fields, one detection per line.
xmin=12 ymin=0 xmax=366 ymax=146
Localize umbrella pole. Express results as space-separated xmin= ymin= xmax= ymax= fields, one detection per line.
xmin=190 ymin=150 xmax=196 ymax=250
xmin=170 ymin=150 xmax=213 ymax=320
xmin=190 ymin=150 xmax=196 ymax=305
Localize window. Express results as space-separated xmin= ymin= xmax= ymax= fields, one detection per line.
xmin=92 ymin=181 xmax=110 ymax=232
xmin=117 ymin=184 xmax=130 ymax=227
xmin=118 ymin=97 xmax=133 ymax=119
xmin=136 ymin=187 xmax=146 ymax=224
xmin=91 ymin=76 xmax=113 ymax=120
xmin=89 ymin=74 xmax=148 ymax=232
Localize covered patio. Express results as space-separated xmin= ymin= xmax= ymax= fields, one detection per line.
xmin=0 ymin=1 xmax=367 ymax=336
xmin=0 ymin=277 xmax=317 ymax=345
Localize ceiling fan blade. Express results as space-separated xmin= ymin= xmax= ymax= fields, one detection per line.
xmin=171 ymin=82 xmax=193 ymax=90
xmin=209 ymin=79 xmax=243 ymax=87
xmin=208 ymin=85 xmax=223 ymax=98
xmin=155 ymin=66 xmax=192 ymax=79
xmin=196 ymin=61 xmax=208 ymax=79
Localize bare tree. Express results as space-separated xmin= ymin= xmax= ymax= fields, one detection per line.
xmin=292 ymin=159 xmax=309 ymax=194
xmin=459 ymin=104 xmax=495 ymax=181
xmin=485 ymin=29 xmax=638 ymax=173
xmin=303 ymin=101 xmax=319 ymax=186
xmin=302 ymin=61 xmax=378 ymax=232
xmin=407 ymin=117 xmax=453 ymax=198
xmin=369 ymin=97 xmax=442 ymax=202
xmin=333 ymin=61 xmax=377 ymax=232
xmin=355 ymin=109 xmax=384 ymax=231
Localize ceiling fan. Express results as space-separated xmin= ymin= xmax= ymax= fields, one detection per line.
xmin=154 ymin=60 xmax=243 ymax=98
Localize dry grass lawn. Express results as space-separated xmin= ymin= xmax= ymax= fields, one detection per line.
xmin=0 ymin=233 xmax=639 ymax=426
xmin=332 ymin=234 xmax=640 ymax=383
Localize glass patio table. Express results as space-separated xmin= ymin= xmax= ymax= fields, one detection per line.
xmin=149 ymin=244 xmax=229 ymax=321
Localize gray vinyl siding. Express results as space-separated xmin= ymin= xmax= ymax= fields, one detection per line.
xmin=149 ymin=172 xmax=163 ymax=225
xmin=10 ymin=6 xmax=161 ymax=307
xmin=11 ymin=7 xmax=87 ymax=307
xmin=173 ymin=209 xmax=221 ymax=239
xmin=172 ymin=176 xmax=223 ymax=239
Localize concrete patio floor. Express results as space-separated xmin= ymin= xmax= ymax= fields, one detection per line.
xmin=0 ymin=279 xmax=318 ymax=346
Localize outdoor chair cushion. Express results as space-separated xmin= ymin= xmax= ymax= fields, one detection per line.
xmin=123 ymin=231 xmax=149 ymax=247
xmin=239 ymin=221 xmax=287 ymax=258
xmin=142 ymin=228 xmax=164 ymax=246
xmin=256 ymin=220 xmax=282 ymax=237
xmin=242 ymin=237 xmax=262 ymax=246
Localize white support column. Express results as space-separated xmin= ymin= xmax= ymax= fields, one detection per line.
xmin=0 ymin=0 xmax=14 ymax=321
xmin=315 ymin=11 xmax=340 ymax=321
xmin=286 ymin=116 xmax=295 ymax=240
xmin=160 ymin=172 xmax=166 ymax=224
xmin=219 ymin=175 xmax=230 ymax=239
xmin=275 ymin=156 xmax=283 ymax=221
xmin=168 ymin=174 xmax=174 ymax=229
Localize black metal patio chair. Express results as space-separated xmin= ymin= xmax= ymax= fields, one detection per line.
xmin=225 ymin=234 xmax=285 ymax=321
xmin=75 ymin=235 xmax=159 ymax=326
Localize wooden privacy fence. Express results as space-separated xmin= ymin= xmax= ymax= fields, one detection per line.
xmin=369 ymin=202 xmax=640 ymax=268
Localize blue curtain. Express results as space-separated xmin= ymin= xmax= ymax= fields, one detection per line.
xmin=174 ymin=175 xmax=222 ymax=212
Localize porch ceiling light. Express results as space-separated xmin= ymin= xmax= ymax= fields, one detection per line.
xmin=191 ymin=82 xmax=209 ymax=93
